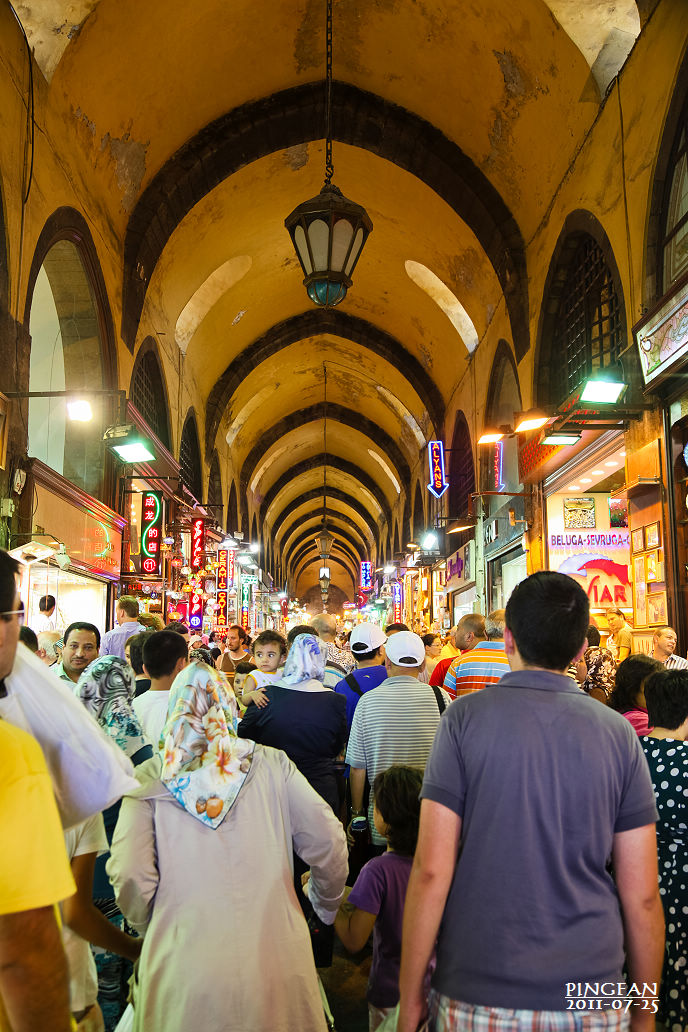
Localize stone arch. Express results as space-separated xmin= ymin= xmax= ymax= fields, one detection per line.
xmin=270 ymin=488 xmax=380 ymax=549
xmin=277 ymin=509 xmax=370 ymax=557
xmin=227 ymin=480 xmax=238 ymax=535
xmin=260 ymin=455 xmax=393 ymax=528
xmin=179 ymin=409 xmax=202 ymax=501
xmin=412 ymin=482 xmax=425 ymax=541
xmin=482 ymin=340 xmax=522 ymax=495
xmin=122 ymin=82 xmax=528 ymax=360
xmin=448 ymin=410 xmax=475 ymax=519
xmin=206 ymin=450 xmax=223 ymax=523
xmin=130 ymin=337 xmax=172 ymax=450
xmin=533 ymin=212 xmax=627 ymax=410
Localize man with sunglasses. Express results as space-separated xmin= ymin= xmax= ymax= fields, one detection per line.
xmin=0 ymin=549 xmax=75 ymax=1031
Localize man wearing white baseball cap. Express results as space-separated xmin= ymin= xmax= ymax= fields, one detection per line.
xmin=346 ymin=630 xmax=450 ymax=853
xmin=334 ymin=623 xmax=388 ymax=731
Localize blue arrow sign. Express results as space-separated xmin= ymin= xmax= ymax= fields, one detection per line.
xmin=427 ymin=440 xmax=449 ymax=498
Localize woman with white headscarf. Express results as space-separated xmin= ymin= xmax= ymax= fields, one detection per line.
xmin=238 ymin=633 xmax=347 ymax=813
xmin=107 ymin=661 xmax=347 ymax=1032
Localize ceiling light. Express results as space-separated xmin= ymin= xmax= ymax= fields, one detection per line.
xmin=567 ymin=485 xmax=581 ymax=491
xmin=591 ymin=470 xmax=604 ymax=476
xmin=580 ymin=478 xmax=593 ymax=484
xmin=604 ymin=460 xmax=617 ymax=468
xmin=422 ymin=532 xmax=439 ymax=550
xmin=580 ymin=372 xmax=626 ymax=404
xmin=67 ymin=399 xmax=93 ymax=422
xmin=514 ymin=408 xmax=549 ymax=433
xmin=284 ymin=0 xmax=371 ymax=305
xmin=541 ymin=432 xmax=582 ymax=446
xmin=407 ymin=542 xmax=419 ymax=550
xmin=103 ymin=424 xmax=156 ymax=463
xmin=478 ymin=429 xmax=505 ymax=445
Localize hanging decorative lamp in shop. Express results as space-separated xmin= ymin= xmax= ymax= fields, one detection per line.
xmin=284 ymin=0 xmax=372 ymax=306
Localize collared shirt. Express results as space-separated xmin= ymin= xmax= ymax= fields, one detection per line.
xmin=662 ymin=652 xmax=688 ymax=670
xmin=54 ymin=661 xmax=78 ymax=685
xmin=100 ymin=621 xmax=147 ymax=660
xmin=443 ymin=640 xmax=510 ymax=699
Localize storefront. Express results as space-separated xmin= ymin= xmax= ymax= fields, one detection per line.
xmin=483 ymin=499 xmax=528 ymax=611
xmin=445 ymin=540 xmax=476 ymax=624
xmin=18 ymin=459 xmax=124 ymax=633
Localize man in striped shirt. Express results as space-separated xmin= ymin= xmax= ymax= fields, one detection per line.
xmin=346 ymin=631 xmax=450 ymax=852
xmin=651 ymin=625 xmax=688 ymax=670
xmin=443 ymin=610 xmax=510 ymax=699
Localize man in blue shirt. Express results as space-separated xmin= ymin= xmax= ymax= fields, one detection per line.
xmin=100 ymin=596 xmax=146 ymax=659
xmin=335 ymin=622 xmax=387 ymax=730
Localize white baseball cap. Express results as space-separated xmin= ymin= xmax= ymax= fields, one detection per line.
xmin=349 ymin=622 xmax=387 ymax=655
xmin=384 ymin=630 xmax=425 ymax=667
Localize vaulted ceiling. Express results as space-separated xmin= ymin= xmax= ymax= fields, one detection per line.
xmin=16 ymin=0 xmax=649 ymax=601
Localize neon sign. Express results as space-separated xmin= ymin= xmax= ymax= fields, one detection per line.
xmin=141 ymin=492 xmax=163 ymax=576
xmin=191 ymin=519 xmax=205 ymax=572
xmin=360 ymin=561 xmax=372 ymax=590
xmin=392 ymin=581 xmax=402 ymax=622
xmin=241 ymin=581 xmax=251 ymax=630
xmin=189 ymin=591 xmax=203 ymax=631
xmin=216 ymin=548 xmax=229 ymax=628
xmin=427 ymin=441 xmax=449 ymax=498
xmin=493 ymin=441 xmax=505 ymax=492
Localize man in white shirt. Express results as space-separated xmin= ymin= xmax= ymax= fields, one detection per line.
xmin=651 ymin=625 xmax=688 ymax=670
xmin=133 ymin=630 xmax=188 ymax=747
xmin=34 ymin=594 xmax=57 ymax=633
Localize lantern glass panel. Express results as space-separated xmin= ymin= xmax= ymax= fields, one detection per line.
xmin=309 ymin=219 xmax=330 ymax=270
xmin=331 ymin=218 xmax=354 ymax=271
xmin=294 ymin=225 xmax=313 ymax=274
xmin=345 ymin=227 xmax=365 ymax=275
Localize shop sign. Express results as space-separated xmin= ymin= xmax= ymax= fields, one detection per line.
xmin=191 ymin=519 xmax=205 ymax=571
xmin=360 ymin=561 xmax=372 ymax=590
xmin=427 ymin=440 xmax=448 ymax=498
xmin=493 ymin=442 xmax=505 ymax=491
xmin=547 ymin=493 xmax=631 ymax=609
xmin=216 ymin=548 xmax=230 ymax=628
xmin=189 ymin=591 xmax=203 ymax=631
xmin=141 ymin=492 xmax=163 ymax=576
xmin=392 ymin=581 xmax=402 ymax=623
xmin=240 ymin=581 xmax=251 ymax=630
xmin=635 ymin=286 xmax=688 ymax=386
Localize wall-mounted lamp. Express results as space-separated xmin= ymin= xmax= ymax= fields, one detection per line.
xmin=103 ymin=423 xmax=156 ymax=462
xmin=579 ymin=369 xmax=627 ymax=404
xmin=478 ymin=407 xmax=550 ymax=444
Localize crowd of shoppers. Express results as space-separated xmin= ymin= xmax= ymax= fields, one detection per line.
xmin=2 ymin=560 xmax=687 ymax=1032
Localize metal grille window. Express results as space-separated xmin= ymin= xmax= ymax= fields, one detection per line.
xmin=553 ymin=235 xmax=624 ymax=403
xmin=179 ymin=416 xmax=202 ymax=501
xmin=661 ymin=100 xmax=688 ymax=292
xmin=207 ymin=457 xmax=222 ymax=517
xmin=131 ymin=351 xmax=170 ymax=448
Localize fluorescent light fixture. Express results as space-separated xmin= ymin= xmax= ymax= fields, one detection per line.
xmin=406 ymin=542 xmax=419 ymax=550
xmin=514 ymin=409 xmax=549 ymax=433
xmin=478 ymin=429 xmax=505 ymax=444
xmin=422 ymin=532 xmax=438 ymax=550
xmin=383 ymin=564 xmax=396 ymax=575
xmin=250 ymin=542 xmax=260 ymax=552
xmin=67 ymin=399 xmax=93 ymax=422
xmin=580 ymin=375 xmax=626 ymax=404
xmin=541 ymin=432 xmax=582 ymax=446
xmin=103 ymin=423 xmax=156 ymax=463
xmin=111 ymin=441 xmax=156 ymax=462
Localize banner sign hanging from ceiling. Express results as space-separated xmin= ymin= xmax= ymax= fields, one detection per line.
xmin=141 ymin=491 xmax=163 ymax=576
xmin=427 ymin=441 xmax=449 ymax=498
xmin=392 ymin=580 xmax=403 ymax=623
xmin=241 ymin=581 xmax=251 ymax=630
xmin=360 ymin=561 xmax=372 ymax=590
xmin=191 ymin=519 xmax=205 ymax=572
xmin=216 ymin=548 xmax=230 ymax=628
xmin=189 ymin=590 xmax=204 ymax=631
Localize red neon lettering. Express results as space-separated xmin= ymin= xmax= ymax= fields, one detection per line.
xmin=614 ymin=585 xmax=627 ymax=603
xmin=142 ymin=558 xmax=157 ymax=573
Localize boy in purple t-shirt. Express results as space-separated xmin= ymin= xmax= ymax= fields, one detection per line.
xmin=334 ymin=765 xmax=423 ymax=1031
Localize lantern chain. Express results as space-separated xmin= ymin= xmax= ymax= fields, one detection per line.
xmin=325 ymin=0 xmax=334 ymax=186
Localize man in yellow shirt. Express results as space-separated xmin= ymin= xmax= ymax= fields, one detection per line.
xmin=0 ymin=549 xmax=76 ymax=1031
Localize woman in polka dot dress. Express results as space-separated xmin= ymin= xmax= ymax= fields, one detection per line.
xmin=641 ymin=668 xmax=688 ymax=1032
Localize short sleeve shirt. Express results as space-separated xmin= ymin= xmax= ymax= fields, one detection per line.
xmin=421 ymin=670 xmax=657 ymax=1011
xmin=607 ymin=624 xmax=632 ymax=662
xmin=62 ymin=815 xmax=108 ymax=1012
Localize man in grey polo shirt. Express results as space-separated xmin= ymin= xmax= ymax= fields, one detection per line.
xmin=346 ymin=631 xmax=450 ymax=848
xmin=398 ymin=571 xmax=664 ymax=1032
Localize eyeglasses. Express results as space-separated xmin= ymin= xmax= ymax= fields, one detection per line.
xmin=0 ymin=610 xmax=25 ymax=625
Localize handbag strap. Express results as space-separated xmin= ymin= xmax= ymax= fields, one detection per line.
xmin=431 ymin=684 xmax=446 ymax=715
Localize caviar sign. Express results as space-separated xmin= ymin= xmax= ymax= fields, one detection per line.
xmin=191 ymin=519 xmax=205 ymax=572
xmin=216 ymin=548 xmax=229 ymax=627
xmin=360 ymin=561 xmax=372 ymax=590
xmin=141 ymin=492 xmax=163 ymax=575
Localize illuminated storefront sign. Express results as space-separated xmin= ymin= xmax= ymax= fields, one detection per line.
xmin=427 ymin=440 xmax=448 ymax=498
xmin=360 ymin=561 xmax=372 ymax=590
xmin=141 ymin=492 xmax=163 ymax=576
xmin=493 ymin=441 xmax=505 ymax=491
xmin=191 ymin=519 xmax=205 ymax=572
xmin=392 ymin=581 xmax=402 ymax=623
xmin=189 ymin=591 xmax=203 ymax=631
xmin=635 ymin=286 xmax=688 ymax=385
xmin=241 ymin=581 xmax=251 ymax=630
xmin=227 ymin=549 xmax=235 ymax=587
xmin=547 ymin=493 xmax=631 ymax=609
xmin=216 ymin=548 xmax=229 ymax=627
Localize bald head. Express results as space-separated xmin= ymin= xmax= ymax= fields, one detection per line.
xmin=310 ymin=612 xmax=337 ymax=641
xmin=454 ymin=613 xmax=486 ymax=651
xmin=37 ymin=630 xmax=62 ymax=665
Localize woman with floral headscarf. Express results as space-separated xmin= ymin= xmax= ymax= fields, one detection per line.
xmin=238 ymin=633 xmax=347 ymax=813
xmin=107 ymin=661 xmax=347 ymax=1032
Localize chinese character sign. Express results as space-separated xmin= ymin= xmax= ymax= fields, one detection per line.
xmin=141 ymin=492 xmax=163 ymax=576
xmin=191 ymin=519 xmax=205 ymax=572
xmin=427 ymin=441 xmax=448 ymax=499
xmin=216 ymin=548 xmax=229 ymax=627
xmin=392 ymin=581 xmax=403 ymax=623
xmin=360 ymin=561 xmax=372 ymax=590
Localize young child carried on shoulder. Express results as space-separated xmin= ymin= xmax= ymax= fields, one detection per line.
xmin=240 ymin=630 xmax=287 ymax=709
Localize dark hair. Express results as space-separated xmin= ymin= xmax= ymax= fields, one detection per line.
xmin=127 ymin=630 xmax=154 ymax=674
xmin=228 ymin=624 xmax=250 ymax=645
xmin=117 ymin=595 xmax=139 ymax=618
xmin=505 ymin=572 xmax=589 ymax=670
xmin=422 ymin=633 xmax=440 ymax=648
xmin=39 ymin=594 xmax=56 ymax=613
xmin=252 ymin=630 xmax=287 ymax=655
xmin=165 ymin=621 xmax=189 ymax=637
xmin=354 ymin=646 xmax=383 ymax=663
xmin=0 ymin=550 xmax=19 ymax=614
xmin=373 ymin=765 xmax=423 ymax=856
xmin=189 ymin=647 xmax=214 ymax=666
xmin=609 ymin=654 xmax=664 ymax=713
xmin=143 ymin=629 xmax=189 ymax=678
xmin=586 ymin=624 xmax=601 ymax=647
xmin=607 ymin=607 xmax=625 ymax=619
xmin=644 ymin=669 xmax=688 ymax=730
xmin=384 ymin=622 xmax=409 ymax=634
xmin=235 ymin=660 xmax=257 ymax=676
xmin=287 ymin=624 xmax=313 ymax=646
xmin=19 ymin=625 xmax=39 ymax=652
xmin=64 ymin=622 xmax=101 ymax=649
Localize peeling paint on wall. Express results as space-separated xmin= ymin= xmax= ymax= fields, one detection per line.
xmin=99 ymin=129 xmax=148 ymax=214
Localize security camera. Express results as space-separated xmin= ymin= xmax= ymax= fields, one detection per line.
xmin=55 ymin=546 xmax=71 ymax=571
